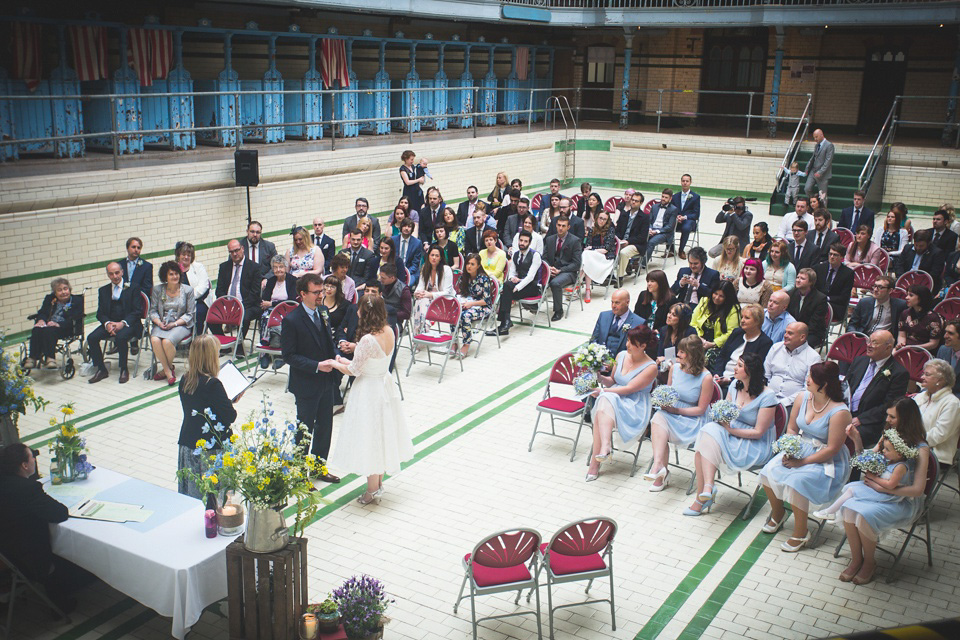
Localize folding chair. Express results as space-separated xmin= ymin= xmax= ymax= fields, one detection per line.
xmin=827 ymin=332 xmax=868 ymax=367
xmin=646 ymin=213 xmax=680 ymax=271
xmin=453 ymin=528 xmax=543 ymax=640
xmin=591 ymin=241 xmax=620 ymax=301
xmin=406 ymin=295 xmax=462 ymax=383
xmin=204 ymin=295 xmax=244 ymax=360
xmin=834 ymin=227 xmax=854 ymax=248
xmin=529 ymin=353 xmax=588 ymax=461
xmin=0 ymin=549 xmax=71 ymax=638
xmin=947 ymin=281 xmax=960 ymax=300
xmin=562 ymin=271 xmax=585 ymax=319
xmin=514 ymin=263 xmax=552 ymax=336
xmin=934 ymin=297 xmax=960 ymax=320
xmin=876 ymin=248 xmax=890 ymax=273
xmin=464 ymin=279 xmax=500 ymax=358
xmin=889 ymin=287 xmax=908 ymax=301
xmin=893 ymin=346 xmax=931 ymax=385
xmin=603 ymin=196 xmax=622 ymax=215
xmin=527 ymin=518 xmax=618 ymax=640
xmin=531 ymin=193 xmax=543 ymax=216
xmin=667 ymin=380 xmax=722 ymax=495
xmin=714 ymin=404 xmax=787 ymax=519
xmin=804 ymin=436 xmax=857 ymax=549
xmin=895 ymin=269 xmax=934 ymax=291
xmin=833 ymin=450 xmax=939 ymax=582
xmin=932 ymin=432 xmax=960 ymax=501
xmin=390 ymin=324 xmax=404 ymax=400
xmin=251 ymin=301 xmax=298 ymax=379
xmin=131 ymin=292 xmax=150 ymax=377
xmin=569 ymin=194 xmax=582 ymax=212
xmin=848 ymin=265 xmax=883 ymax=310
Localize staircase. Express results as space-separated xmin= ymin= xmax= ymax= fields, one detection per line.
xmin=769 ymin=148 xmax=871 ymax=220
xmin=546 ymin=95 xmax=577 ymax=186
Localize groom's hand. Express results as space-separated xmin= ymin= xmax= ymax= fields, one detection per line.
xmin=317 ymin=361 xmax=333 ymax=372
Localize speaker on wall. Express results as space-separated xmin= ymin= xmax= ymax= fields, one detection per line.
xmin=234 ymin=149 xmax=259 ymax=187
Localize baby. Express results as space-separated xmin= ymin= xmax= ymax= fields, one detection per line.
xmin=419 ymin=157 xmax=433 ymax=180
xmin=780 ymin=161 xmax=806 ymax=206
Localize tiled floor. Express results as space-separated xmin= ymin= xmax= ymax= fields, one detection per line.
xmin=12 ymin=195 xmax=959 ymax=640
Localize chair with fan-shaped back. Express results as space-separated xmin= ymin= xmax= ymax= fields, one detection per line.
xmin=529 ymin=353 xmax=588 ymax=461
xmin=934 ymin=297 xmax=960 ymax=321
xmin=835 ymin=227 xmax=855 ymax=248
xmin=204 ymin=295 xmax=244 ymax=359
xmin=643 ymin=199 xmax=654 ymax=217
xmin=465 ymin=278 xmax=501 ymax=358
xmin=569 ymin=193 xmax=582 ymax=212
xmin=667 ymin=381 xmax=723 ymax=494
xmin=530 ymin=193 xmax=543 ymax=216
xmin=896 ymin=270 xmax=934 ymax=291
xmin=849 ymin=265 xmax=883 ymax=310
xmin=603 ymin=196 xmax=622 ymax=215
xmin=894 ymin=346 xmax=931 ymax=384
xmin=889 ymin=286 xmax=908 ymax=301
xmin=252 ymin=300 xmax=299 ymax=378
xmin=876 ymin=248 xmax=890 ymax=273
xmin=514 ymin=263 xmax=552 ymax=335
xmin=405 ymin=295 xmax=463 ymax=383
xmin=827 ymin=332 xmax=868 ymax=366
xmin=947 ymin=281 xmax=960 ymax=300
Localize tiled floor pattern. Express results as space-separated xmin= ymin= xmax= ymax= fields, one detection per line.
xmin=10 ymin=194 xmax=959 ymax=640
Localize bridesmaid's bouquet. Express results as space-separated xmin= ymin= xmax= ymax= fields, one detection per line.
xmin=572 ymin=343 xmax=614 ymax=372
xmin=851 ymin=451 xmax=888 ymax=476
xmin=651 ymin=385 xmax=679 ymax=408
xmin=709 ymin=399 xmax=740 ymax=424
xmin=573 ymin=371 xmax=599 ymax=397
xmin=772 ymin=434 xmax=804 ymax=459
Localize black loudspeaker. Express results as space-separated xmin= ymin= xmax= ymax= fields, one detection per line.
xmin=234 ymin=149 xmax=259 ymax=187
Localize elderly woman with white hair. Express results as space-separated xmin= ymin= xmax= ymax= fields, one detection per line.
xmin=914 ymin=358 xmax=960 ymax=470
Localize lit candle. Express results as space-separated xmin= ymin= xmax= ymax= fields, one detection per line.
xmin=301 ymin=613 xmax=318 ymax=639
xmin=220 ymin=505 xmax=238 ymax=517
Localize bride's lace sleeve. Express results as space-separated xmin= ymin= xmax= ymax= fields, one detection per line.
xmin=347 ymin=334 xmax=378 ymax=377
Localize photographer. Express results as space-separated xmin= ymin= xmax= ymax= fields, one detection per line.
xmin=709 ymin=197 xmax=753 ymax=259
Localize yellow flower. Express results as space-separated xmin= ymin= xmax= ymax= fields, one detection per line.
xmin=229 ymin=434 xmax=239 ymax=444
xmin=222 ymin=454 xmax=234 ymax=468
xmin=208 ymin=454 xmax=217 ymax=463
xmin=245 ymin=465 xmax=257 ymax=475
xmin=60 ymin=406 xmax=75 ymax=416
xmin=195 ymin=439 xmax=207 ymax=449
xmin=209 ymin=475 xmax=218 ymax=485
xmin=242 ymin=421 xmax=255 ymax=432
xmin=60 ymin=425 xmax=70 ymax=437
xmin=242 ymin=451 xmax=254 ymax=465
xmin=49 ymin=417 xmax=58 ymax=427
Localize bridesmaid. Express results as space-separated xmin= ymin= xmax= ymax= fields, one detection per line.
xmin=586 ymin=325 xmax=658 ymax=482
xmin=758 ymin=361 xmax=851 ymax=552
xmin=644 ymin=336 xmax=713 ymax=492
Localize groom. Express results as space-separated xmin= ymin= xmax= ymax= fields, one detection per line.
xmin=281 ymin=273 xmax=341 ymax=483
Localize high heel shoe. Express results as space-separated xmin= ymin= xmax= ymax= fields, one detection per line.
xmin=683 ymin=494 xmax=714 ymax=516
xmin=357 ymin=490 xmax=382 ymax=506
xmin=594 ymin=448 xmax=612 ymax=463
xmin=649 ymin=468 xmax=670 ymax=492
xmin=761 ymin=511 xmax=789 ymax=534
xmin=642 ymin=466 xmax=666 ymax=482
xmin=697 ymin=486 xmax=717 ymax=502
xmin=780 ymin=532 xmax=811 ymax=553
xmin=585 ymin=472 xmax=600 ymax=482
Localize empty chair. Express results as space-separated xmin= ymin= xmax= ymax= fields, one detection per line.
xmin=204 ymin=295 xmax=244 ymax=359
xmin=894 ymin=346 xmax=932 ymax=385
xmin=406 ymin=295 xmax=462 ymax=383
xmin=835 ymin=227 xmax=854 ymax=248
xmin=934 ymin=297 xmax=960 ymax=321
xmin=252 ymin=300 xmax=299 ymax=378
xmin=827 ymin=332 xmax=869 ymax=366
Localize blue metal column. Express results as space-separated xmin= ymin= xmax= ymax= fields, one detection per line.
xmin=336 ymin=39 xmax=358 ymax=137
xmin=86 ymin=28 xmax=143 ymax=154
xmin=453 ymin=45 xmax=473 ymax=129
xmin=196 ymin=33 xmax=239 ymax=146
xmin=503 ymin=47 xmax=520 ymax=125
xmin=480 ymin=46 xmax=497 ymax=126
xmin=393 ymin=43 xmax=420 ymax=133
xmin=374 ymin=42 xmax=390 ymax=134
xmin=262 ymin=36 xmax=285 ymax=143
xmin=620 ymin=33 xmax=633 ymax=129
xmin=943 ymin=27 xmax=960 ymax=147
xmin=768 ymin=27 xmax=785 ymax=138
xmin=0 ymin=68 xmax=14 ymax=161
xmin=166 ymin=31 xmax=196 ymax=150
xmin=289 ymin=37 xmax=322 ymax=140
xmin=546 ymin=49 xmax=556 ymax=126
xmin=433 ymin=44 xmax=449 ymax=130
xmin=48 ymin=26 xmax=84 ymax=157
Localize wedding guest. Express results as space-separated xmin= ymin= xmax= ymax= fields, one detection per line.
xmin=442 ymin=207 xmax=465 ymax=253
xmin=479 ymin=230 xmax=508 ymax=284
xmin=376 ymin=236 xmax=406 ymax=278
xmin=845 ymin=225 xmax=885 ymax=269
xmin=464 ymin=206 xmax=493 ymax=255
xmin=937 ymin=319 xmax=960 ymax=399
xmin=847 ymin=276 xmax=905 ymax=342
xmin=896 ymin=285 xmax=944 ymax=353
xmin=149 ymin=261 xmax=195 ymax=385
xmin=399 ymin=149 xmax=426 ymax=212
xmin=635 ymin=269 xmax=675 ymax=330
xmin=240 ymin=220 xmax=277 ymax=281
xmin=257 ymin=256 xmax=298 ymax=367
xmin=671 ymin=247 xmax=720 ymax=306
xmin=311 ymin=216 xmax=337 ymax=272
xmin=761 ymin=291 xmax=795 ymax=344
xmin=758 ymin=361 xmax=851 ymax=552
xmin=690 ymin=280 xmax=741 ymax=352
xmin=787 ymin=269 xmax=829 ymax=349
xmin=686 ymin=353 xmax=778 ymax=515
xmin=764 ymin=239 xmax=796 ymax=293
xmin=914 ymin=359 xmax=960 ymax=467
xmin=412 ymin=245 xmax=454 ymax=333
xmin=581 ymin=209 xmax=617 ymax=303
xmin=378 ymin=265 xmax=412 ymax=329
xmin=497 ymin=231 xmax=543 ymax=336
xmin=177 ymin=334 xmax=239 ymax=499
xmin=711 ymin=304 xmax=773 ymax=386
xmin=540 ymin=193 xmax=562 ymax=234
xmin=454 ymin=254 xmax=495 ymax=357
xmin=288 ymin=226 xmax=324 ymax=278
xmin=734 ymin=258 xmax=773 ymax=308
xmin=457 ymin=186 xmax=481 ymax=226
xmin=586 ymin=325 xmax=658 ymax=481
xmin=389 ymin=205 xmax=411 ymax=238
xmin=213 ymin=240 xmax=261 ymax=356
xmin=873 ymin=209 xmax=909 ymax=258
xmin=711 ymin=237 xmax=744 ymax=282
xmin=432 ymin=226 xmax=460 ymax=270
xmin=764 ymin=322 xmax=821 ymax=410
xmin=645 ymin=335 xmax=713 ymax=491
xmin=581 ymin=192 xmax=604 ymax=236
xmin=341 ymin=230 xmax=377 ymax=289
xmin=322 ymin=276 xmax=357 ymax=364
xmin=543 ymin=216 xmax=583 ymax=323
xmin=120 ymin=236 xmax=153 ymax=298
xmin=512 ymin=214 xmax=544 ymax=256
xmin=742 ymin=222 xmax=773 ymax=261
xmin=847 ymin=330 xmax=909 ymax=447
xmin=25 ymin=278 xmax=83 ymax=371
xmin=357 ymin=217 xmax=376 ymax=250
xmin=488 ymin=171 xmax=510 ymax=210
xmin=87 ymin=262 xmax=144 ymax=385
xmin=176 ymin=241 xmax=210 ymax=335
xmin=590 ymin=289 xmax=644 ymax=357
xmin=656 ymin=303 xmax=697 ymax=363
xmin=330 ymin=254 xmax=357 ymax=303
xmin=814 ymin=243 xmax=856 ymax=321
xmin=396 ymin=219 xmax=422 ymax=287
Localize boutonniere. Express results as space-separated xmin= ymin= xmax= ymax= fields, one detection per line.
xmin=621 ymin=323 xmax=632 ymax=333
xmin=319 ymin=308 xmax=330 ymax=322
xmin=882 ymin=369 xmax=891 ymax=378
xmin=136 ymin=259 xmax=143 ymax=267
xmin=64 ymin=302 xmax=72 ymax=310
xmin=123 ymin=282 xmax=130 ymax=289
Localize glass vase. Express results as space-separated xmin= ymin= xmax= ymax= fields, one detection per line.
xmin=59 ymin=452 xmax=77 ymax=483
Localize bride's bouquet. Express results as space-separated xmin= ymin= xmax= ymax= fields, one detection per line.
xmin=651 ymin=385 xmax=679 ymax=408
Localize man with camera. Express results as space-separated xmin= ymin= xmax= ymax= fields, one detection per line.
xmin=709 ymin=196 xmax=753 ymax=258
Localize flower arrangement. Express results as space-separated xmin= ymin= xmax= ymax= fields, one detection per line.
xmin=332 ymin=575 xmax=391 ymax=639
xmin=572 ymin=343 xmax=613 ymax=372
xmin=883 ymin=429 xmax=919 ymax=459
xmin=772 ymin=434 xmax=804 ymax=459
xmin=177 ymin=399 xmax=328 ymax=536
xmin=851 ymin=450 xmax=888 ymax=476
xmin=572 ymin=371 xmax=598 ymax=396
xmin=48 ymin=404 xmax=92 ymax=480
xmin=0 ymin=331 xmax=48 ymax=435
xmin=651 ymin=385 xmax=680 ymax=408
xmin=709 ymin=399 xmax=740 ymax=424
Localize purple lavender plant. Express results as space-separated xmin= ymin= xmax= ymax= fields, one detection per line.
xmin=332 ymin=575 xmax=391 ymax=638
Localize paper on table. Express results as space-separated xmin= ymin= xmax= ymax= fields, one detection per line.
xmin=219 ymin=361 xmax=254 ymax=401
xmin=46 ymin=483 xmax=98 ymax=509
xmin=70 ymin=499 xmax=153 ymax=523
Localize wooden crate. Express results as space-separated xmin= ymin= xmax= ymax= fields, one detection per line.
xmin=226 ymin=536 xmax=308 ymax=640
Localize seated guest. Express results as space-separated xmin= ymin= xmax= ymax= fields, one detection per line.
xmin=479 ymin=230 xmax=507 ymax=284
xmin=537 ymin=179 xmax=564 ymax=218
xmin=357 ymin=217 xmax=376 ymax=250
xmin=847 ymin=275 xmax=905 ymax=341
xmin=672 ymin=175 xmax=700 ymax=259
xmin=915 ymin=358 xmax=960 ymax=466
xmin=177 ymin=335 xmax=238 ymax=499
xmin=761 ymin=290 xmax=795 ymax=343
xmin=615 ymin=191 xmax=649 ymax=278
xmin=839 ymin=190 xmax=874 ymax=234
xmin=764 ymin=239 xmax=796 ymax=293
xmin=581 ymin=209 xmax=618 ymax=303
xmin=937 ymin=319 xmax=960 ymax=399
xmin=150 ymin=261 xmax=196 ymax=385
xmin=240 ymin=220 xmax=277 ymax=281
xmin=340 ymin=230 xmax=377 ymax=289
xmin=635 ymin=269 xmax=675 ymax=331
xmin=330 ymin=253 xmax=357 ymax=303
xmin=546 ymin=197 xmax=585 ymax=240
xmin=645 ymin=189 xmax=679 ymax=265
xmin=671 ymin=247 xmax=720 ymax=306
xmin=442 ymin=207 xmax=465 ymax=253
xmin=389 ymin=205 xmax=411 ymax=238
xmin=497 ymin=231 xmax=543 ymax=336
xmin=456 ymin=185 xmax=481 ymax=226
xmin=214 ymin=240 xmax=260 ymax=356
xmin=931 ymin=209 xmax=959 ymax=254
xmin=539 ymin=193 xmax=562 ymax=235
xmin=378 ymin=264 xmax=412 ymax=329
xmin=488 ymin=172 xmax=510 ymax=210
xmin=690 ymin=280 xmax=741 ymax=352
xmin=511 ymin=214 xmax=544 ymax=256
xmin=502 ymin=199 xmax=527 ymax=248
xmin=758 ymin=361 xmax=852 ymax=552
xmin=586 ymin=325 xmax=658 ymax=481
xmin=615 ymin=187 xmax=635 ymax=221
xmin=656 ymin=303 xmax=697 ymax=365
xmin=943 ymin=242 xmax=960 ymax=294
xmin=845 ymin=225 xmax=885 ymax=269
xmin=581 ymin=192 xmax=604 ymax=236
xmin=419 ymin=187 xmax=445 ymax=246
xmin=742 ymin=222 xmax=773 ymax=262
xmin=711 ymin=304 xmax=773 ymax=387
xmin=376 ymin=236 xmax=406 ymax=278
xmin=814 ymin=243 xmax=855 ymax=321
xmin=454 ymin=254 xmax=495 ymax=357
xmin=88 ymin=262 xmax=144 ymax=384
xmin=494 ymin=191 xmax=520 ymax=241
xmin=847 ymin=330 xmax=909 ymax=446
xmin=25 ymin=278 xmax=84 ymax=371
xmin=412 ymin=246 xmax=454 ymax=334
xmin=311 ymin=216 xmax=337 ymax=272
xmin=257 ymin=255 xmax=298 ymax=368
xmin=0 ymin=443 xmax=73 ymax=611
xmin=464 ymin=207 xmax=492 ymax=255
xmin=809 ymin=208 xmax=839 ymax=259
xmin=764 ymin=322 xmax=822 ymax=410
xmin=543 ymin=216 xmax=583 ymax=323
xmin=577 ymin=182 xmax=595 ymax=219
xmin=288 ymin=225 xmax=324 ymax=278
xmin=322 ymin=275 xmax=358 ymax=354
xmin=342 ymin=197 xmax=381 ymax=246
xmin=873 ymin=208 xmax=909 ymax=258
xmin=897 ymin=285 xmax=944 ymax=353
xmin=787 ymin=268 xmax=828 ymax=349
xmin=590 ymin=289 xmax=644 ymax=357
xmin=395 ymin=219 xmax=422 ymax=287
xmin=120 ymin=236 xmax=153 ymax=298
xmin=895 ymin=229 xmax=947 ymax=293
xmin=645 ymin=335 xmax=713 ymax=491
xmin=734 ymin=258 xmax=773 ymax=308
xmin=787 ymin=220 xmax=820 ymax=271
xmin=711 ymin=236 xmax=744 ymax=282
xmin=433 ymin=226 xmax=461 ymax=270
xmin=176 ymin=242 xmax=210 ymax=335
xmin=686 ymin=353 xmax=778 ymax=516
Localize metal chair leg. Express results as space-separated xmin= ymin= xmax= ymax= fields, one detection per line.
xmin=569 ymin=416 xmax=585 ymax=462
xmin=529 ymin=413 xmax=544 ymax=452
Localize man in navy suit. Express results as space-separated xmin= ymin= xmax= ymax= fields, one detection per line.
xmin=931 ymin=209 xmax=959 ymax=255
xmin=937 ymin=319 xmax=960 ymax=400
xmin=645 ymin=189 xmax=679 ymax=264
xmin=670 ymin=247 xmax=719 ymax=306
xmin=214 ymin=240 xmax=262 ymax=356
xmin=418 ymin=187 xmax=446 ymax=246
xmin=87 ymin=262 xmax=143 ymax=384
xmin=895 ymin=229 xmax=947 ymax=293
xmin=340 ymin=230 xmax=378 ymax=289
xmin=847 ymin=275 xmax=906 ymax=342
xmin=787 ymin=220 xmax=821 ymax=271
xmin=615 ymin=191 xmax=649 ymax=278
xmin=589 ymin=289 xmax=644 ymax=356
xmin=537 ymin=178 xmax=564 ymax=217
xmin=671 ymin=174 xmax=700 ymax=260
xmin=395 ymin=219 xmax=422 ymax=287
xmin=456 ymin=186 xmax=481 ymax=226
xmin=311 ymin=217 xmax=337 ymax=274
xmin=846 ymin=330 xmax=909 ymax=446
xmin=280 ymin=273 xmax=341 ymax=482
xmin=119 ymin=236 xmax=153 ymax=299
xmin=839 ymin=191 xmax=874 ymax=234
xmin=543 ymin=216 xmax=583 ymax=322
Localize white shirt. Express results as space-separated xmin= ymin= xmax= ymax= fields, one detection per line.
xmin=507 ymin=249 xmax=543 ymax=291
xmin=778 ymin=211 xmax=815 ymax=240
xmin=915 ymin=387 xmax=960 ymax=465
xmin=764 ymin=342 xmax=822 ymax=405
xmin=871 ymin=298 xmax=893 ymax=333
xmin=510 ymin=232 xmax=544 ymax=256
xmin=652 ymin=205 xmax=666 ymax=231
xmin=724 ymin=333 xmax=760 ymax=378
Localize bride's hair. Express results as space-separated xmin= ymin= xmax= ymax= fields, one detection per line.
xmin=355 ymin=295 xmax=387 ymax=342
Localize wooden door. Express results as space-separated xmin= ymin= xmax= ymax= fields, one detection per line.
xmin=582 ymin=45 xmax=616 ymax=122
xmin=699 ymin=30 xmax=767 ymax=129
xmin=857 ymin=47 xmax=906 ymax=136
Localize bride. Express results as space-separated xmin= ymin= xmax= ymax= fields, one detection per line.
xmin=327 ymin=296 xmax=414 ymax=505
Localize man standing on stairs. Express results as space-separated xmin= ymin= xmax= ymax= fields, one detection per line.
xmin=804 ymin=129 xmax=835 ymax=203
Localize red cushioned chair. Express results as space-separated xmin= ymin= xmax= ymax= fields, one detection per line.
xmin=405 ymin=295 xmax=462 ymax=383
xmin=569 ymin=193 xmax=582 ymax=211
xmin=876 ymin=248 xmax=890 ymax=273
xmin=454 ymin=528 xmax=543 ymax=640
xmin=531 ymin=193 xmax=543 ymax=214
xmin=849 ymin=264 xmax=883 ymax=310
xmin=934 ymin=297 xmax=960 ymax=321
xmin=464 ymin=278 xmax=500 ymax=358
xmin=896 ymin=269 xmax=934 ymax=292
xmin=827 ymin=332 xmax=868 ymax=366
xmin=527 ymin=517 xmax=618 ymax=640
xmin=894 ymin=346 xmax=931 ymax=384
xmin=252 ymin=300 xmax=298 ymax=379
xmin=603 ymin=196 xmax=622 ymax=215
xmin=205 ymin=295 xmax=245 ymax=360
xmin=528 ymin=353 xmax=588 ymax=461
xmin=835 ymin=227 xmax=855 ymax=248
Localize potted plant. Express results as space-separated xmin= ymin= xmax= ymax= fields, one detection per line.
xmin=0 ymin=331 xmax=48 ymax=446
xmin=332 ymin=575 xmax=391 ymax=640
xmin=307 ymin=597 xmax=340 ymax=634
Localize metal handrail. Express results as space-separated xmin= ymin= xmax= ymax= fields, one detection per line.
xmin=859 ymin=97 xmax=900 ymax=191
xmin=545 ymin=95 xmax=576 ymax=181
xmin=775 ymin=94 xmax=813 ymax=187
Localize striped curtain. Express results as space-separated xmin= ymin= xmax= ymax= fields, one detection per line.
xmin=128 ymin=29 xmax=173 ymax=86
xmin=516 ymin=47 xmax=529 ymax=81
xmin=12 ymin=22 xmax=43 ymax=91
xmin=320 ymin=38 xmax=349 ymax=89
xmin=69 ymin=25 xmax=108 ymax=82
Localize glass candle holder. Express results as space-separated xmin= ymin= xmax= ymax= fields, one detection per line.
xmin=299 ymin=613 xmax=318 ymax=640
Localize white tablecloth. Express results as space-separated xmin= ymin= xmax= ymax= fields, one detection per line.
xmin=44 ymin=467 xmax=239 ymax=639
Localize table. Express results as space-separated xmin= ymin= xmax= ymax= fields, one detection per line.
xmin=44 ymin=467 xmax=240 ymax=639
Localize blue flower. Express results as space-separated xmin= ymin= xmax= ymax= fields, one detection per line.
xmin=191 ymin=409 xmax=199 ymax=416
xmin=214 ymin=422 xmax=225 ymax=432
xmin=193 ymin=447 xmax=202 ymax=456
xmin=201 ymin=423 xmax=210 ymax=434
xmin=203 ymin=440 xmax=214 ymax=450
xmin=203 ymin=408 xmax=217 ymax=420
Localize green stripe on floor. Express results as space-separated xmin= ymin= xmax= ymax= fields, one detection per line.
xmin=52 ymin=598 xmax=137 ymax=640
